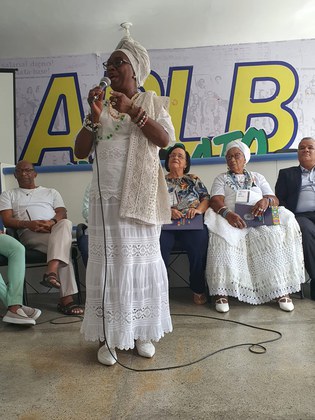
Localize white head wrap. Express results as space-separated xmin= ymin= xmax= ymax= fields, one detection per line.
xmin=225 ymin=140 xmax=251 ymax=163
xmin=115 ymin=35 xmax=150 ymax=87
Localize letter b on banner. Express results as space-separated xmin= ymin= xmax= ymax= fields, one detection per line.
xmin=226 ymin=61 xmax=298 ymax=152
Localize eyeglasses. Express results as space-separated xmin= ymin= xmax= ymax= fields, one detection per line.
xmin=102 ymin=58 xmax=132 ymax=71
xmin=169 ymin=153 xmax=186 ymax=160
xmin=15 ymin=169 xmax=35 ymax=174
xmin=226 ymin=153 xmax=244 ymax=161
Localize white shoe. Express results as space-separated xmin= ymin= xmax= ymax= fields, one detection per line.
xmin=215 ymin=298 xmax=229 ymax=313
xmin=97 ymin=345 xmax=117 ymax=366
xmin=278 ymin=297 xmax=294 ymax=312
xmin=3 ymin=308 xmax=36 ymax=326
xmin=21 ymin=305 xmax=41 ymax=320
xmin=136 ymin=340 xmax=155 ymax=358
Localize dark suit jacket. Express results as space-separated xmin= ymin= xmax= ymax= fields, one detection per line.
xmin=275 ymin=166 xmax=302 ymax=213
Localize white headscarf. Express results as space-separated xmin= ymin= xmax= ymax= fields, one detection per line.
xmin=225 ymin=140 xmax=251 ymax=163
xmin=115 ymin=35 xmax=150 ymax=87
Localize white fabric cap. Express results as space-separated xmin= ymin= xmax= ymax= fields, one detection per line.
xmin=115 ymin=35 xmax=150 ymax=87
xmin=225 ymin=140 xmax=251 ymax=163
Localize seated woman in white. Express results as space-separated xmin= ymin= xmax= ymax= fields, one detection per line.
xmin=204 ymin=140 xmax=304 ymax=313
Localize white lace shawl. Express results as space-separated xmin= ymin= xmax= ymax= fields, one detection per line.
xmin=119 ymin=91 xmax=174 ymax=225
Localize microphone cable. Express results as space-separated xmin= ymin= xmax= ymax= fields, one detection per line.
xmin=32 ymin=311 xmax=282 ymax=372
xmin=90 ymin=101 xmax=115 ymax=363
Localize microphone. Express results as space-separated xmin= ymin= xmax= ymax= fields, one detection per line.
xmin=92 ymin=77 xmax=111 ymax=101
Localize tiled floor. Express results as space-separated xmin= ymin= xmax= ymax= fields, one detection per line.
xmin=1 ymin=287 xmax=314 ymax=420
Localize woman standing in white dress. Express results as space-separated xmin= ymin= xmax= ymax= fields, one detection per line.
xmin=75 ymin=33 xmax=175 ymax=365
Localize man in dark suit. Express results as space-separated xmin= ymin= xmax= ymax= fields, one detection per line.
xmin=275 ymin=137 xmax=315 ymax=300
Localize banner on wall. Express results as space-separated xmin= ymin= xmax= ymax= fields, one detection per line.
xmin=0 ymin=38 xmax=314 ymax=165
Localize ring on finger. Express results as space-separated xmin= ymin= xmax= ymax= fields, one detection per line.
xmin=258 ymin=207 xmax=263 ymax=211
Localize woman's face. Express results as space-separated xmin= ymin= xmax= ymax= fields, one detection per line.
xmin=226 ymin=147 xmax=246 ymax=174
xmin=168 ymin=147 xmax=187 ymax=173
xmin=104 ymin=51 xmax=136 ymax=92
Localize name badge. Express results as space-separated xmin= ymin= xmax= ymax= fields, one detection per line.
xmin=236 ymin=189 xmax=250 ymax=203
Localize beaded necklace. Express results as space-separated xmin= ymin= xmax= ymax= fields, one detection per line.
xmin=226 ymin=168 xmax=255 ymax=191
xmin=107 ymin=92 xmax=140 ymax=121
xmin=101 ymin=92 xmax=140 ymax=140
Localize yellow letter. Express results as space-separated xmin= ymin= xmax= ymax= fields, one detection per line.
xmin=227 ymin=62 xmax=298 ymax=152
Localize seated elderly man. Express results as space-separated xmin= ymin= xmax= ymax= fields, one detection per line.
xmin=275 ymin=137 xmax=315 ymax=300
xmin=0 ymin=160 xmax=83 ymax=315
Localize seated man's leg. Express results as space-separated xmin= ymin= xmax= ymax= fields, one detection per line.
xmin=179 ymin=225 xmax=209 ymax=294
xmin=20 ymin=220 xmax=82 ymax=314
xmin=48 ymin=220 xmax=82 ymax=314
xmin=296 ymin=214 xmax=315 ymax=299
xmin=19 ymin=229 xmax=60 ymax=288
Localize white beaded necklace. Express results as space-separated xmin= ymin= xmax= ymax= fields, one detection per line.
xmin=107 ymin=92 xmax=140 ymax=121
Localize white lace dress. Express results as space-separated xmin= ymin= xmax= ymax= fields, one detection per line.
xmin=81 ymin=103 xmax=173 ymax=349
xmin=204 ymin=172 xmax=305 ymax=304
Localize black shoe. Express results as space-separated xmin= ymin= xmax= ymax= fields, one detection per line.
xmin=310 ymin=279 xmax=315 ymax=300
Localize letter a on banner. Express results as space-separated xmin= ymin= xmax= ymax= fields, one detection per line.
xmin=20 ymin=73 xmax=84 ymax=164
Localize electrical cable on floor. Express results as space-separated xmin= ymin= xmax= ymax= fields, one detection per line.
xmin=36 ymin=315 xmax=84 ymax=325
xmin=102 ymin=312 xmax=282 ymax=372
xmin=24 ymin=310 xmax=282 ymax=371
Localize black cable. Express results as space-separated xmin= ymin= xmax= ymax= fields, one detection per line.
xmin=104 ymin=312 xmax=282 ymax=372
xmin=36 ymin=315 xmax=84 ymax=325
xmin=2 ymin=310 xmax=281 ymax=370
xmin=90 ymin=102 xmax=114 ymax=361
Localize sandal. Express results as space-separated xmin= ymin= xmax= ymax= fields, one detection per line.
xmin=57 ymin=302 xmax=84 ymax=316
xmin=193 ymin=293 xmax=207 ymax=305
xmin=40 ymin=272 xmax=60 ymax=289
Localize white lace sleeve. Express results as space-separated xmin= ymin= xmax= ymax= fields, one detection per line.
xmin=157 ymin=107 xmax=176 ymax=146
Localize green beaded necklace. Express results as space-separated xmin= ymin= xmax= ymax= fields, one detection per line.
xmin=103 ymin=100 xmax=126 ymax=140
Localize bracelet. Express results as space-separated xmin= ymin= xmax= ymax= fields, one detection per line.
xmin=267 ymin=197 xmax=274 ymax=206
xmin=83 ymin=115 xmax=101 ymax=132
xmin=132 ymin=107 xmax=144 ymax=124
xmin=137 ymin=112 xmax=148 ymax=128
xmin=134 ymin=110 xmax=146 ymax=125
xmin=50 ymin=218 xmax=57 ymax=225
xmin=136 ymin=111 xmax=147 ymax=126
xmin=221 ymin=208 xmax=230 ymax=218
xmin=217 ymin=206 xmax=227 ymax=215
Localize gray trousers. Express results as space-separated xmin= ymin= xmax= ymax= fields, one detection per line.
xmin=19 ymin=219 xmax=77 ymax=297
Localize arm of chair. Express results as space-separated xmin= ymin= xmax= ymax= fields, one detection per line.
xmin=5 ymin=227 xmax=19 ymax=240
xmin=76 ymin=223 xmax=88 ymax=242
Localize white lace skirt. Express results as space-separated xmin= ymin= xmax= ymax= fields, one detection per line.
xmin=205 ymin=209 xmax=305 ymax=304
xmin=81 ymin=197 xmax=173 ymax=350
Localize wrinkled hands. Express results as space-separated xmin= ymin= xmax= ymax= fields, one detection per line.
xmin=28 ymin=220 xmax=55 ymax=233
xmin=185 ymin=207 xmax=202 ymax=219
xmin=109 ymin=91 xmax=134 ymax=115
xmin=171 ymin=207 xmax=201 ymax=220
xmin=87 ymin=86 xmax=105 ymax=120
xmin=226 ymin=211 xmax=247 ymax=229
xmin=252 ymin=197 xmax=269 ymax=217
